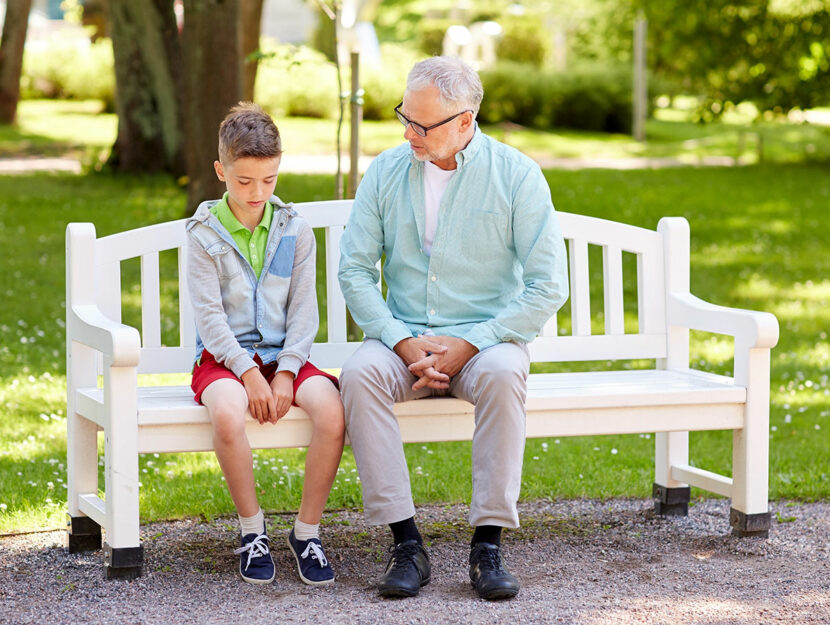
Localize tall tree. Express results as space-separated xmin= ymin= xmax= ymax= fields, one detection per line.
xmin=108 ymin=0 xmax=184 ymax=173
xmin=0 ymin=0 xmax=32 ymax=125
xmin=240 ymin=0 xmax=264 ymax=102
xmin=181 ymin=0 xmax=242 ymax=211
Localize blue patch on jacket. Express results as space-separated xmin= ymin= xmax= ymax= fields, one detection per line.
xmin=269 ymin=235 xmax=296 ymax=277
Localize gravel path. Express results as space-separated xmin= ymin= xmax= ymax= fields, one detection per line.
xmin=2 ymin=498 xmax=828 ymax=624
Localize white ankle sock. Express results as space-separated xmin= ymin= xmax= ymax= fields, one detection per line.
xmin=294 ymin=518 xmax=319 ymax=541
xmin=239 ymin=508 xmax=265 ymax=537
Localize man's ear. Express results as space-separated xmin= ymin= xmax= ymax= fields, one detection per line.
xmin=460 ymin=110 xmax=475 ymax=133
xmin=214 ymin=160 xmax=225 ymax=181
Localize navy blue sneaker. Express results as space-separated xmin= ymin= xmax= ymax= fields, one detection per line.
xmin=233 ymin=529 xmax=275 ymax=584
xmin=287 ymin=529 xmax=335 ymax=586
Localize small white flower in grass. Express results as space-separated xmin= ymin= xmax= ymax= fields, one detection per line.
xmin=45 ymin=498 xmax=52 ymax=504
xmin=611 ymin=449 xmax=618 ymax=455
xmin=785 ymin=414 xmax=792 ymax=423
xmin=0 ymin=503 xmax=6 ymax=511
xmin=593 ymin=447 xmax=600 ymax=452
xmin=578 ymin=474 xmax=584 ymax=479
xmin=816 ymin=424 xmax=821 ymax=430
xmin=47 ymin=482 xmax=54 ymax=489
xmin=532 ymin=456 xmax=539 ymax=460
xmin=555 ymin=439 xmax=560 ymax=444
xmin=39 ymin=413 xmax=50 ymax=422
xmin=771 ymin=426 xmax=777 ymax=432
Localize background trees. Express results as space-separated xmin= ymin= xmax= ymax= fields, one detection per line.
xmin=0 ymin=0 xmax=32 ymax=124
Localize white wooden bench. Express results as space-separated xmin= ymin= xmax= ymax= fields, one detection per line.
xmin=65 ymin=200 xmax=779 ymax=579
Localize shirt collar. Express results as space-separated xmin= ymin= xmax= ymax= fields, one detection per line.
xmin=409 ymin=123 xmax=483 ymax=170
xmin=214 ymin=192 xmax=273 ymax=233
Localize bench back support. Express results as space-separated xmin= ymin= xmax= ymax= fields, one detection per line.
xmin=67 ymin=202 xmax=683 ymax=377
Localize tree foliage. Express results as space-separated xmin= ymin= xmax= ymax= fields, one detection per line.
xmin=645 ymin=0 xmax=830 ymax=117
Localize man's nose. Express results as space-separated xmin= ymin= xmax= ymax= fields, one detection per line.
xmin=403 ymin=122 xmax=418 ymax=141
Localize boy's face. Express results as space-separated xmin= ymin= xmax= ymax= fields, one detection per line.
xmin=214 ymin=155 xmax=281 ymax=220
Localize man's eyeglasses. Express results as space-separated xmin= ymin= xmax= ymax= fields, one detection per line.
xmin=394 ymin=102 xmax=470 ymax=137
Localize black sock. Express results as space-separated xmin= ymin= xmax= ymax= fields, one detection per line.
xmin=389 ymin=517 xmax=422 ymax=545
xmin=471 ymin=525 xmax=502 ymax=547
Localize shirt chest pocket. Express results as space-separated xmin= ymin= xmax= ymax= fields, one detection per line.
xmin=205 ymin=240 xmax=241 ymax=280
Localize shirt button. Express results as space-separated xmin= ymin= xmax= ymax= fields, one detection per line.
xmin=431 ymin=275 xmax=437 ymax=282
xmin=430 ymin=309 xmax=436 ymax=315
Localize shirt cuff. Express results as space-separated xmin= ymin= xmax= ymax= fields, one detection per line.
xmin=276 ymin=353 xmax=304 ymax=378
xmin=462 ymin=322 xmax=501 ymax=352
xmin=228 ymin=353 xmax=258 ymax=379
xmin=380 ymin=321 xmax=414 ymax=351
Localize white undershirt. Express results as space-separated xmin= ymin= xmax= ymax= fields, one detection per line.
xmin=422 ymin=161 xmax=456 ymax=256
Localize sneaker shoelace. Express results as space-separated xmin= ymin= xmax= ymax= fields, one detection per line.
xmin=234 ymin=534 xmax=270 ymax=571
xmin=301 ymin=541 xmax=328 ymax=567
xmin=476 ymin=547 xmax=505 ymax=573
xmin=388 ymin=542 xmax=421 ymax=574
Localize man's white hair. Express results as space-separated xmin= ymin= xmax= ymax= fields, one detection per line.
xmin=406 ymin=56 xmax=484 ymax=117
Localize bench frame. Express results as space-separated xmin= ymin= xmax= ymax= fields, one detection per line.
xmin=65 ymin=200 xmax=778 ymax=579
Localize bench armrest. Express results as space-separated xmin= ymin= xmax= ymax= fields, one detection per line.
xmin=69 ymin=304 xmax=141 ymax=367
xmin=667 ymin=292 xmax=779 ymax=350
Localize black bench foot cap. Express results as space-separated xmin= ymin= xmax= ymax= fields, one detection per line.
xmin=652 ymin=483 xmax=690 ymax=517
xmin=104 ymin=543 xmax=144 ymax=580
xmin=67 ymin=514 xmax=102 ymax=553
xmin=729 ymin=508 xmax=770 ymax=538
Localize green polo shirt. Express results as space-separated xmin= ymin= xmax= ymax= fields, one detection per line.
xmin=210 ymin=193 xmax=273 ymax=279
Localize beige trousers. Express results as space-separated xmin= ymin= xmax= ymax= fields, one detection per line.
xmin=340 ymin=338 xmax=529 ymax=528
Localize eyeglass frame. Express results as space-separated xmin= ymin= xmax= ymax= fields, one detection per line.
xmin=394 ymin=102 xmax=471 ymax=137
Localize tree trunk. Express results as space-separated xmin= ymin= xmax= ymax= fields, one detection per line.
xmin=0 ymin=0 xmax=33 ymax=125
xmin=108 ymin=0 xmax=184 ymax=174
xmin=239 ymin=0 xmax=264 ymax=102
xmin=182 ymin=0 xmax=242 ymax=213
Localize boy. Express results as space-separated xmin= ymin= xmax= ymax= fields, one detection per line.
xmin=186 ymin=102 xmax=345 ymax=586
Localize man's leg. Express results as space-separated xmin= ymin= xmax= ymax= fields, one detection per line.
xmin=451 ymin=341 xmax=529 ymax=600
xmin=340 ymin=339 xmax=432 ymax=597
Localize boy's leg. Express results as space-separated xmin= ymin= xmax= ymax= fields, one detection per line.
xmin=293 ymin=375 xmax=345 ymax=524
xmin=200 ymin=378 xmax=259 ymax=517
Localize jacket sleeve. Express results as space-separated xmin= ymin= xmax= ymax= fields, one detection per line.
xmin=186 ymin=230 xmax=258 ymax=378
xmin=276 ymin=220 xmax=318 ymax=376
xmin=338 ymin=159 xmax=413 ymax=350
xmin=462 ymin=164 xmax=569 ymax=351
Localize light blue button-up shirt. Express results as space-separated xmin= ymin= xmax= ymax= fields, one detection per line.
xmin=338 ymin=127 xmax=569 ymax=352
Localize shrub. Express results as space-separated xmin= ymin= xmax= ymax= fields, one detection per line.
xmin=361 ymin=44 xmax=420 ymax=121
xmin=21 ymin=35 xmax=115 ymax=107
xmin=496 ymin=19 xmax=550 ymax=67
xmin=479 ymin=62 xmax=634 ymax=133
xmin=255 ymin=44 xmax=339 ymax=119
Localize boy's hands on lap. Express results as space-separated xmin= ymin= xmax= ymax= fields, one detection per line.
xmin=270 ymin=371 xmax=295 ymax=420
xmin=241 ymin=368 xmax=277 ymax=423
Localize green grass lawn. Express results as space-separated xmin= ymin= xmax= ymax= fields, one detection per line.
xmin=0 ymin=163 xmax=827 ymax=533
xmin=8 ymin=99 xmax=830 ymax=166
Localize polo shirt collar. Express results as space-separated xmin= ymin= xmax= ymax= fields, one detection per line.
xmin=214 ymin=192 xmax=273 ymax=233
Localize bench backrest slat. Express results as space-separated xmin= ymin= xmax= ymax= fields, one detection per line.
xmin=72 ymin=203 xmax=673 ymax=375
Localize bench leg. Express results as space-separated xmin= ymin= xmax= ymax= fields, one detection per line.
xmin=730 ymin=347 xmax=771 ymax=538
xmin=102 ymin=362 xmax=143 ymax=579
xmin=104 ymin=544 xmax=144 ymax=580
xmin=67 ymin=514 xmax=102 ymax=553
xmin=67 ymin=391 xmax=101 ymax=552
xmin=653 ymin=431 xmax=690 ymax=516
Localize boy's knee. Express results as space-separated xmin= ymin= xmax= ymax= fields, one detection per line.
xmin=210 ymin=404 xmax=247 ymax=445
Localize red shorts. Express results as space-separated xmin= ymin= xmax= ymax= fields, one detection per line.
xmin=191 ymin=349 xmax=339 ymax=405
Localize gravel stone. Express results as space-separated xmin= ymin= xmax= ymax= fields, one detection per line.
xmin=1 ymin=498 xmax=828 ymax=624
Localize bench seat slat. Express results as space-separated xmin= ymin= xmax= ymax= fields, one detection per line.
xmin=76 ymin=369 xmax=745 ymax=453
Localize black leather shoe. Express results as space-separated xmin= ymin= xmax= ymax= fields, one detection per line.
xmin=469 ymin=542 xmax=520 ymax=600
xmin=378 ymin=540 xmax=431 ymax=598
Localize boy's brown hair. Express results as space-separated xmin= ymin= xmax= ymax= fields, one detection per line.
xmin=217 ymin=102 xmax=282 ymax=164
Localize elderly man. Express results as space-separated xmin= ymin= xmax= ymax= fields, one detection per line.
xmin=338 ymin=56 xmax=568 ymax=600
